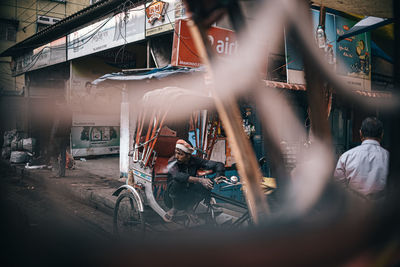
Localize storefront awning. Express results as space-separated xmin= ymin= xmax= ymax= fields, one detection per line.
xmin=93 ymin=66 xmax=392 ymax=99
xmin=263 ymin=80 xmax=392 ymax=98
xmin=337 ymin=16 xmax=394 ymax=42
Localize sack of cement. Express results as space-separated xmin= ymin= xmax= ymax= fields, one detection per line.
xmin=22 ymin=138 xmax=36 ymax=153
xmin=1 ymin=146 xmax=11 ymax=159
xmin=10 ymin=151 xmax=28 ymax=163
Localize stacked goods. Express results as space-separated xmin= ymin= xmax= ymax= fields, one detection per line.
xmin=1 ymin=130 xmax=34 ymax=164
xmin=22 ymin=138 xmax=36 ymax=153
xmin=1 ymin=130 xmax=17 ymax=159
xmin=10 ymin=138 xmax=36 ymax=152
xmin=10 ymin=151 xmax=28 ymax=163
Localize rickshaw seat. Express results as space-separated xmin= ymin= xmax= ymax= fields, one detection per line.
xmin=153 ymin=135 xmax=178 ymax=177
xmin=153 ymin=136 xmax=178 ymax=157
xmin=154 ymin=157 xmax=170 ymax=175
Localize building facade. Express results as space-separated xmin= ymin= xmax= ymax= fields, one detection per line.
xmin=0 ymin=0 xmax=91 ymax=93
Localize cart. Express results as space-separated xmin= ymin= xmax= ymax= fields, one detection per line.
xmin=112 ymin=87 xmax=263 ymax=236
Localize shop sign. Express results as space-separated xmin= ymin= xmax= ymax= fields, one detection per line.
xmin=71 ymin=111 xmax=120 ymax=157
xmin=285 ymin=9 xmax=371 ymax=91
xmin=335 ymin=16 xmax=371 ymax=90
xmin=145 ymin=0 xmax=186 ymax=36
xmin=146 ymin=0 xmax=168 ymax=25
xmin=67 ymin=5 xmax=145 ymax=60
xmin=72 ymin=113 xmax=120 ymax=127
xmin=171 ymin=19 xmax=237 ymax=68
xmin=13 ymin=37 xmax=66 ymax=76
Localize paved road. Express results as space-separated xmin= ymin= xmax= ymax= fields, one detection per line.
xmin=0 ymin=164 xmax=115 ymax=266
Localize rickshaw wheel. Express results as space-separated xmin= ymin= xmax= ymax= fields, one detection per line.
xmin=113 ymin=192 xmax=145 ymax=238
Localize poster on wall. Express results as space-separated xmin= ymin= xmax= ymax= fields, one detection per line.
xmin=145 ymin=0 xmax=186 ymax=36
xmin=69 ymin=59 xmax=120 ymax=112
xmin=71 ymin=126 xmax=120 ymax=157
xmin=69 ymin=59 xmax=121 ymax=157
xmin=171 ymin=19 xmax=237 ymax=67
xmin=285 ymin=9 xmax=336 ymax=84
xmin=67 ymin=5 xmax=145 ymax=60
xmin=336 ymin=16 xmax=371 ymax=90
xmin=285 ymin=9 xmax=371 ymax=91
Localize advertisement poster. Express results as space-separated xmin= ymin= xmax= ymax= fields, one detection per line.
xmin=285 ymin=9 xmax=371 ymax=90
xmin=145 ymin=0 xmax=186 ymax=36
xmin=336 ymin=16 xmax=371 ymax=90
xmin=69 ymin=58 xmax=121 ymax=116
xmin=171 ymin=19 xmax=237 ymax=68
xmin=67 ymin=5 xmax=145 ymax=60
xmin=71 ymin=126 xmax=120 ymax=157
xmin=285 ymin=9 xmax=336 ymax=84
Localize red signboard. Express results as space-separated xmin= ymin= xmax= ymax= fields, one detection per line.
xmin=145 ymin=0 xmax=168 ymax=25
xmin=171 ymin=19 xmax=237 ymax=68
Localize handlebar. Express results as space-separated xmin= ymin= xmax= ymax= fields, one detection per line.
xmin=217 ymin=176 xmax=242 ymax=189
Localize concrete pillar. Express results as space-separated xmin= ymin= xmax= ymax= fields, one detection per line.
xmin=129 ymin=100 xmax=137 ymax=170
xmin=120 ymin=84 xmax=130 ymax=178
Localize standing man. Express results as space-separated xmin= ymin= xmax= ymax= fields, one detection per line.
xmin=334 ymin=117 xmax=389 ymax=200
xmin=163 ymin=139 xmax=225 ymax=222
xmin=49 ymin=99 xmax=72 ymax=177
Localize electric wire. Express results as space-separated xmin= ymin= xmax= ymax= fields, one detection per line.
xmin=21 ymin=1 xmax=55 ymax=28
xmin=16 ymin=1 xmax=38 ymax=18
xmin=18 ymin=16 xmax=114 ymax=73
xmin=23 ymin=2 xmax=62 ymax=32
xmin=9 ymin=1 xmax=194 ymax=74
xmin=11 ymin=1 xmax=140 ymax=73
xmin=7 ymin=1 xmax=145 ymax=52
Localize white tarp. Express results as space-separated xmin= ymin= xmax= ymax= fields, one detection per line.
xmin=92 ymin=65 xmax=204 ymax=85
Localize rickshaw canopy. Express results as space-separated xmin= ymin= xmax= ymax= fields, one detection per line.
xmin=140 ymin=86 xmax=215 ymax=115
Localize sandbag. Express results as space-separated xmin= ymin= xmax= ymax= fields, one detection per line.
xmin=10 ymin=151 xmax=28 ymax=163
xmin=10 ymin=137 xmax=35 ymax=152
xmin=22 ymin=138 xmax=36 ymax=153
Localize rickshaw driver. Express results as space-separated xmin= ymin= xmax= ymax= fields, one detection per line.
xmin=163 ymin=139 xmax=226 ymax=223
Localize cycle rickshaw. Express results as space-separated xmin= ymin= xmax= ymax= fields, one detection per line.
xmin=111 ymin=86 xmax=275 ymax=236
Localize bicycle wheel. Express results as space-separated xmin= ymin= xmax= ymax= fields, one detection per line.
xmin=189 ymin=198 xmax=218 ymax=227
xmin=113 ymin=192 xmax=145 ymax=237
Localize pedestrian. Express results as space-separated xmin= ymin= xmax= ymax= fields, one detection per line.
xmin=163 ymin=139 xmax=226 ymax=222
xmin=49 ymin=99 xmax=72 ymax=177
xmin=334 ymin=117 xmax=389 ymax=200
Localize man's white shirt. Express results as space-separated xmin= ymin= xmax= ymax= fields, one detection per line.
xmin=334 ymin=139 xmax=389 ymax=196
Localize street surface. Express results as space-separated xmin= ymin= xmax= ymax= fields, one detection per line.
xmin=0 ymin=164 xmax=114 ymax=266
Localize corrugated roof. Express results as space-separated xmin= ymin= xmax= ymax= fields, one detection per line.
xmin=0 ymin=0 xmax=145 ymax=57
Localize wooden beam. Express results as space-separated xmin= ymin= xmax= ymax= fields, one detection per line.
xmin=186 ymin=20 xmax=269 ymax=224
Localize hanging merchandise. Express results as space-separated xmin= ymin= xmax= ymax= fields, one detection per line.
xmin=242 ymin=108 xmax=256 ymax=139
xmin=316 ymin=25 xmax=326 ymax=49
xmin=316 ymin=5 xmax=327 ymax=49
